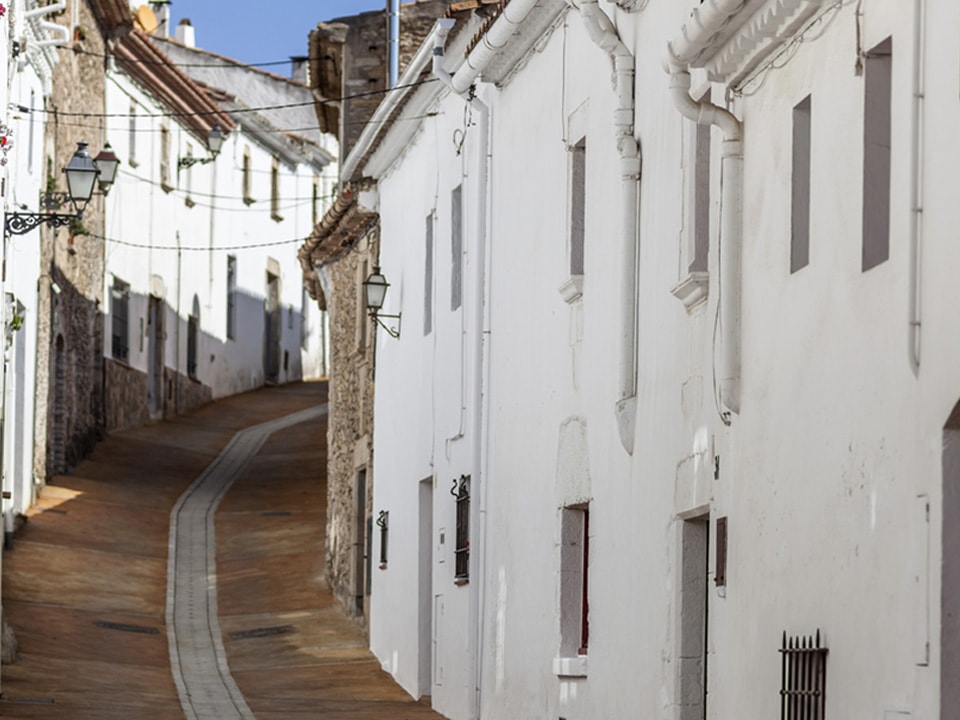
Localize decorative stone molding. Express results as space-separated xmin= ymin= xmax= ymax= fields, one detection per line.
xmin=558 ymin=275 xmax=584 ymax=304
xmin=671 ymin=271 xmax=709 ymax=312
xmin=615 ymin=0 xmax=649 ymax=11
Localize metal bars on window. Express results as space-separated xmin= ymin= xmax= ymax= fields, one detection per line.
xmin=452 ymin=475 xmax=470 ymax=583
xmin=780 ymin=630 xmax=827 ymax=720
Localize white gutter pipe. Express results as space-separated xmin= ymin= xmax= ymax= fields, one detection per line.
xmin=666 ymin=34 xmax=743 ymax=418
xmin=569 ymin=0 xmax=641 ymax=454
xmin=908 ymin=0 xmax=925 ymax=374
xmin=449 ymin=0 xmax=541 ymax=95
xmin=26 ymin=1 xmax=70 ymax=47
xmin=434 ymin=18 xmax=491 ymax=720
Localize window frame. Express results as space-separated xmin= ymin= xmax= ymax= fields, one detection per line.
xmin=111 ymin=278 xmax=130 ymax=362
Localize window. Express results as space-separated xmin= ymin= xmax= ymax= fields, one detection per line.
xmin=791 ymin=95 xmax=812 ymax=273
xmin=356 ymin=259 xmax=368 ymax=351
xmin=560 ymin=505 xmax=589 ymax=657
xmin=226 ymin=255 xmax=237 ymax=340
xmin=270 ymin=156 xmax=282 ymax=221
xmin=453 ymin=475 xmax=470 ymax=583
xmin=160 ymin=124 xmax=172 ymax=191
xmin=377 ymin=510 xmax=388 ymax=569
xmin=288 ymin=304 xmax=294 ymax=330
xmin=678 ymin=514 xmax=709 ymax=719
xmin=779 ymin=631 xmax=827 ymax=719
xmin=128 ymin=102 xmax=138 ymax=166
xmin=187 ymin=316 xmax=198 ymax=379
xmin=300 ymin=284 xmax=309 ymax=350
xmin=424 ymin=214 xmax=434 ymax=336
xmin=111 ymin=278 xmax=130 ymax=361
xmin=570 ymin=137 xmax=586 ymax=277
xmin=451 ymin=185 xmax=462 ymax=310
xmin=28 ymin=91 xmax=35 ymax=174
xmin=242 ymin=146 xmax=253 ymax=204
xmin=312 ymin=174 xmax=320 ymax=227
xmin=691 ymin=112 xmax=711 ymax=273
xmin=862 ymin=37 xmax=892 ymax=271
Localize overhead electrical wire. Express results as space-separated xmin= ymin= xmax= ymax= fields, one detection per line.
xmin=71 ymin=46 xmax=332 ymax=70
xmin=12 ymin=79 xmax=438 ymax=120
xmin=95 ymin=231 xmax=308 ymax=252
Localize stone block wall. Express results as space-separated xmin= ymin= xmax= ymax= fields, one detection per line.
xmin=36 ymin=0 xmax=108 ymax=478
xmin=104 ymin=359 xmax=150 ymax=432
xmin=325 ymin=227 xmax=377 ymax=625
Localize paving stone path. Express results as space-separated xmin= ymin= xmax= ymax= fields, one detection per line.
xmin=166 ymin=405 xmax=327 ymax=720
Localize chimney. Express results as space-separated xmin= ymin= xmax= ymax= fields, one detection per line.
xmin=149 ymin=0 xmax=171 ymax=37
xmin=290 ymin=56 xmax=309 ymax=84
xmin=175 ymin=18 xmax=195 ymax=48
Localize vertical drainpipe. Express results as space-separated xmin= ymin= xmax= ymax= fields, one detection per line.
xmin=433 ymin=19 xmax=489 ymax=719
xmin=908 ymin=0 xmax=925 ymax=375
xmin=665 ymin=64 xmax=742 ymax=418
xmin=388 ymin=0 xmax=401 ymax=89
xmin=572 ymin=0 xmax=641 ymax=454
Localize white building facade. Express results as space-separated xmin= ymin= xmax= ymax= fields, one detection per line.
xmin=353 ymin=0 xmax=960 ymax=718
xmin=101 ymin=30 xmax=334 ymax=429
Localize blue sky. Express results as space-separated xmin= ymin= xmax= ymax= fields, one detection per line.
xmin=168 ymin=1 xmax=387 ymax=69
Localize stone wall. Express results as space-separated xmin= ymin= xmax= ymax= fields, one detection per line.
xmin=165 ymin=368 xmax=214 ymax=419
xmin=35 ymin=0 xmax=108 ymax=478
xmin=325 ymin=227 xmax=377 ymax=625
xmin=104 ymin=359 xmax=150 ymax=432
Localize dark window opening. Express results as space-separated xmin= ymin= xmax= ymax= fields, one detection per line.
xmin=791 ymin=95 xmax=812 ymax=273
xmin=862 ymin=37 xmax=892 ymax=271
xmin=453 ymin=474 xmax=470 ymax=583
xmin=451 ymin=185 xmax=462 ymax=310
xmin=570 ymin=137 xmax=586 ymax=276
xmin=111 ymin=279 xmax=130 ymax=362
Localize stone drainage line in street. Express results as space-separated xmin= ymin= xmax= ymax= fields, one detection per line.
xmin=165 ymin=404 xmax=328 ymax=720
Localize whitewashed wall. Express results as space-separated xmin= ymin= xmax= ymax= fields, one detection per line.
xmin=103 ymin=68 xmax=329 ymax=402
xmin=367 ymin=1 xmax=960 ymax=719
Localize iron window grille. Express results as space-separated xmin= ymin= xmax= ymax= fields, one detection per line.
xmin=377 ymin=510 xmax=388 ymax=569
xmin=452 ymin=475 xmax=470 ymax=583
xmin=780 ymin=630 xmax=827 ymax=720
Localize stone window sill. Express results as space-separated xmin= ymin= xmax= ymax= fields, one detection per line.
xmin=558 ymin=275 xmax=584 ymax=304
xmin=552 ymin=655 xmax=588 ymax=678
xmin=671 ymin=271 xmax=709 ymax=312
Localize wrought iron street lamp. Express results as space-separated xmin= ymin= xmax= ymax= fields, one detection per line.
xmin=6 ymin=142 xmax=100 ymax=237
xmin=178 ymin=123 xmax=225 ymax=171
xmin=363 ymin=266 xmax=401 ymax=339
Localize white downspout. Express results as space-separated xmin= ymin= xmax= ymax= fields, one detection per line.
xmin=571 ymin=0 xmax=641 ymax=454
xmin=434 ymin=19 xmax=491 ymax=719
xmin=908 ymin=0 xmax=925 ymax=374
xmin=665 ymin=66 xmax=742 ymax=417
xmin=25 ymin=1 xmax=70 ymax=48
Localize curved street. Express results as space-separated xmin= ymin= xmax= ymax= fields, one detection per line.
xmin=0 ymin=382 xmax=440 ymax=719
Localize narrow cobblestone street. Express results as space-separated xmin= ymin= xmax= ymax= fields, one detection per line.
xmin=0 ymin=382 xmax=441 ymax=719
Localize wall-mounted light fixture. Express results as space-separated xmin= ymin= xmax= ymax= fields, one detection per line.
xmin=41 ymin=142 xmax=120 ymax=212
xmin=178 ymin=123 xmax=225 ymax=171
xmin=6 ymin=142 xmax=100 ymax=237
xmin=363 ymin=266 xmax=401 ymax=339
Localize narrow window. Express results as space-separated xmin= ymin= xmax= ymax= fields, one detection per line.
xmin=312 ymin=174 xmax=320 ymax=227
xmin=356 ymin=259 xmax=368 ymax=351
xmin=270 ymin=156 xmax=282 ymax=221
xmin=791 ymin=95 xmax=812 ymax=273
xmin=451 ymin=185 xmax=462 ymax=310
xmin=226 ymin=255 xmax=237 ymax=340
xmin=354 ymin=469 xmax=367 ymax=615
xmin=715 ymin=516 xmax=728 ymax=587
xmin=691 ymin=113 xmax=711 ymax=273
xmin=288 ymin=304 xmax=294 ymax=330
xmin=242 ymin=146 xmax=253 ymax=204
xmin=111 ymin=278 xmax=130 ymax=361
xmin=128 ymin=102 xmax=138 ymax=166
xmin=300 ymin=284 xmax=308 ymax=350
xmin=187 ymin=316 xmax=198 ymax=379
xmin=570 ymin=137 xmax=586 ymax=276
xmin=160 ymin=124 xmax=171 ymax=191
xmin=560 ymin=504 xmax=589 ymax=656
xmin=377 ymin=510 xmax=389 ymax=568
xmin=424 ymin=215 xmax=433 ymax=336
xmin=28 ymin=91 xmax=35 ymax=174
xmin=862 ymin=37 xmax=892 ymax=272
xmin=453 ymin=475 xmax=470 ymax=584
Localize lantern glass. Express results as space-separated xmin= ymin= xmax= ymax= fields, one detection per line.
xmin=207 ymin=123 xmax=224 ymax=156
xmin=63 ymin=142 xmax=99 ymax=205
xmin=94 ymin=143 xmax=120 ymax=190
xmin=364 ymin=271 xmax=389 ymax=311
